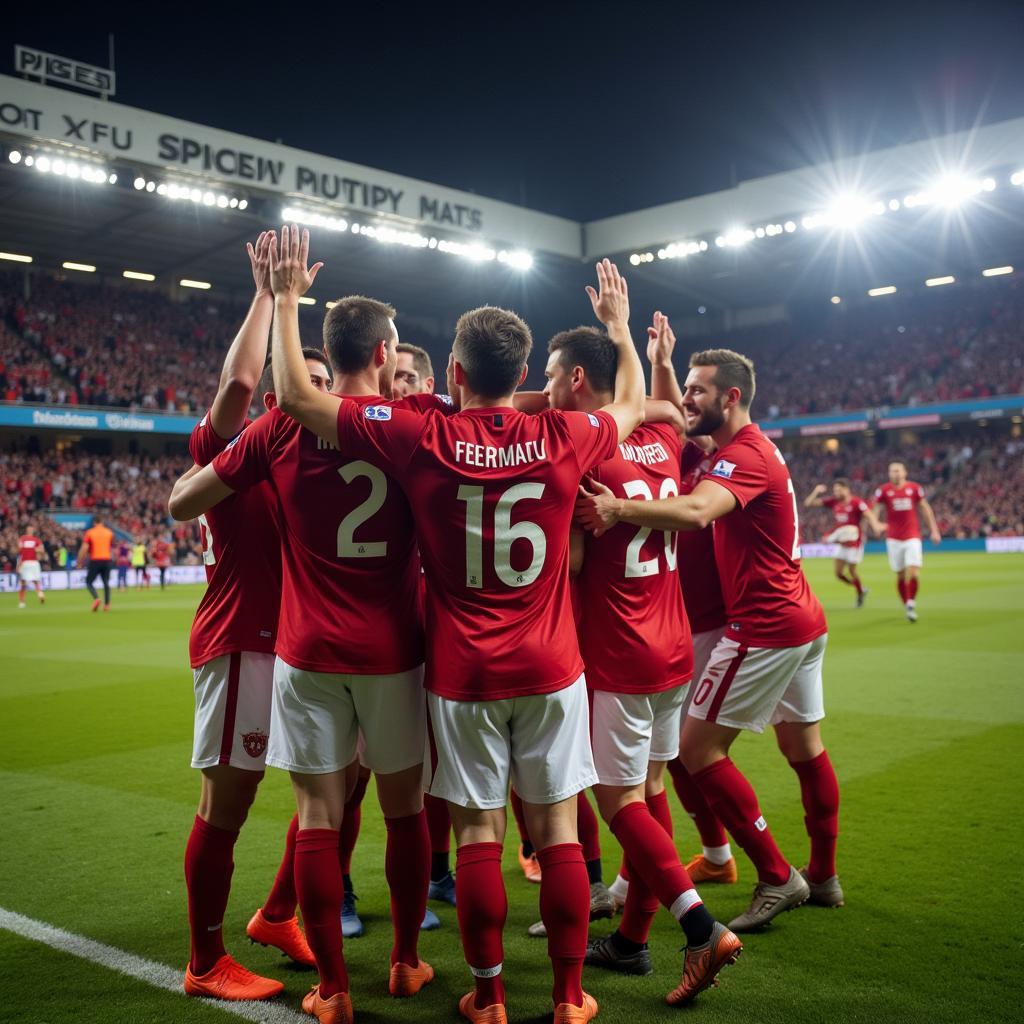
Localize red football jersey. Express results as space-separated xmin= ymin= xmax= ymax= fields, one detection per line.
xmin=822 ymin=495 xmax=869 ymax=547
xmin=188 ymin=412 xmax=280 ymax=668
xmin=152 ymin=540 xmax=172 ymax=567
xmin=577 ymin=423 xmax=692 ymax=693
xmin=18 ymin=534 xmax=42 ymax=563
xmin=678 ymin=442 xmax=727 ymax=634
xmin=213 ymin=400 xmax=424 ymax=675
xmin=703 ymin=424 xmax=827 ymax=648
xmin=873 ymin=482 xmax=924 ymax=540
xmin=334 ymin=401 xmax=619 ymax=700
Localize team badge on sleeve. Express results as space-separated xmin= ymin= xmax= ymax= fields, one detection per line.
xmin=711 ymin=458 xmax=737 ymax=479
xmin=364 ymin=405 xmax=393 ymax=421
xmin=587 ymin=413 xmax=600 ymax=427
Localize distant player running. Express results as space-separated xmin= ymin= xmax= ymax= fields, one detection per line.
xmin=17 ymin=524 xmax=46 ymax=608
xmin=151 ymin=534 xmax=172 ymax=589
xmin=872 ymin=462 xmax=941 ymax=622
xmin=131 ymin=538 xmax=149 ymax=588
xmin=805 ymin=479 xmax=884 ymax=607
xmin=79 ymin=515 xmax=114 ymax=612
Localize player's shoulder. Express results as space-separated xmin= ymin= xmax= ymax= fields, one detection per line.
xmin=397 ymin=393 xmax=455 ymax=415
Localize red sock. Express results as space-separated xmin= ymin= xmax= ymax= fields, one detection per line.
xmin=577 ymin=791 xmax=601 ymax=863
xmin=897 ymin=578 xmax=908 ymax=603
xmin=609 ymin=802 xmax=698 ymax=914
xmin=619 ymin=855 xmax=659 ymax=944
xmin=456 ymin=843 xmax=507 ymax=1009
xmin=184 ymin=815 xmax=238 ymax=975
xmin=385 ymin=812 xmax=430 ymax=966
xmin=851 ymin=573 xmax=864 ymax=596
xmin=261 ymin=814 xmax=299 ymax=922
xmin=692 ymin=757 xmax=790 ymax=885
xmin=618 ymin=856 xmax=630 ymax=882
xmin=645 ymin=789 xmax=673 ymax=836
xmin=908 ymin=578 xmax=919 ymax=600
xmin=425 ymin=793 xmax=451 ymax=854
xmin=18 ymin=586 xmax=26 ymax=602
xmin=294 ymin=828 xmax=348 ymax=997
xmin=790 ymin=751 xmax=840 ymax=882
xmin=338 ymin=772 xmax=369 ymax=876
xmin=509 ymin=790 xmax=531 ymax=848
xmin=668 ymin=758 xmax=729 ymax=848
xmin=537 ymin=843 xmax=588 ymax=1009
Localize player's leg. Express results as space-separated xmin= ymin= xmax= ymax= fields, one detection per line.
xmin=17 ymin=575 xmax=26 ymax=607
xmin=510 ymin=788 xmax=541 ymax=882
xmin=85 ymin=561 xmax=101 ymax=609
xmin=904 ymin=542 xmax=923 ymax=619
xmin=338 ymin=762 xmax=370 ymax=936
xmin=832 ymin=557 xmax=853 ymax=587
xmin=425 ymin=793 xmax=456 ymax=903
xmin=354 ymin=668 xmax=432 ymax=991
xmin=99 ymin=563 xmax=111 ymax=608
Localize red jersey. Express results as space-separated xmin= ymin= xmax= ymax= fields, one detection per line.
xmin=334 ymin=401 xmax=619 ymax=701
xmin=873 ymin=481 xmax=924 ymax=540
xmin=678 ymin=442 xmax=727 ymax=634
xmin=188 ymin=412 xmax=280 ymax=668
xmin=19 ymin=534 xmax=42 ymax=563
xmin=822 ymin=495 xmax=870 ymax=547
xmin=152 ymin=540 xmax=172 ymax=567
xmin=703 ymin=424 xmax=827 ymax=648
xmin=213 ymin=401 xmax=424 ymax=675
xmin=577 ymin=423 xmax=692 ymax=693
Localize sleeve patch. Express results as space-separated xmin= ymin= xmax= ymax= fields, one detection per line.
xmin=710 ymin=458 xmax=736 ymax=479
xmin=587 ymin=413 xmax=600 ymax=427
xmin=364 ymin=405 xmax=393 ymax=421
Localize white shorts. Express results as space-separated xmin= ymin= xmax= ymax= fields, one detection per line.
xmin=591 ymin=686 xmax=686 ymax=787
xmin=425 ymin=675 xmax=597 ymax=810
xmin=687 ymin=633 xmax=828 ymax=734
xmin=268 ymin=657 xmax=425 ymax=776
xmin=887 ymin=538 xmax=923 ymax=572
xmin=192 ymin=652 xmax=276 ymax=770
xmin=836 ymin=544 xmax=865 ymax=565
xmin=18 ymin=561 xmax=42 ymax=583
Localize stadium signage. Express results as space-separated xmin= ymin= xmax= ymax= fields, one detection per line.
xmin=0 ymin=403 xmax=194 ymax=435
xmin=0 ymin=76 xmax=580 ymax=256
xmin=13 ymin=46 xmax=115 ymax=96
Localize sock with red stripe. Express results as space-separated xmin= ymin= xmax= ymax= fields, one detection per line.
xmin=693 ymin=757 xmax=791 ymax=886
xmin=262 ymin=814 xmax=300 ymax=922
xmin=908 ymin=578 xmax=919 ymax=601
xmin=609 ymin=801 xmax=712 ymax=945
xmin=294 ymin=829 xmax=348 ymax=998
xmin=537 ymin=843 xmax=588 ymax=1008
xmin=456 ymin=843 xmax=507 ymax=1009
xmin=510 ymin=790 xmax=533 ymax=857
xmin=425 ymin=793 xmax=451 ymax=880
xmin=898 ymin=578 xmax=908 ymax=603
xmin=790 ymin=751 xmax=840 ymax=882
xmin=667 ymin=757 xmax=730 ymax=848
xmin=385 ymin=811 xmax=430 ymax=966
xmin=576 ymin=791 xmax=603 ymax=883
xmin=184 ymin=815 xmax=238 ymax=975
xmin=338 ymin=772 xmax=369 ymax=878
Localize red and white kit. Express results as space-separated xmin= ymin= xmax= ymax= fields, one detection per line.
xmin=874 ymin=480 xmax=925 ymax=571
xmin=690 ymin=424 xmax=828 ymax=733
xmin=578 ymin=423 xmax=693 ymax=786
xmin=17 ymin=534 xmax=43 ymax=583
xmin=822 ymin=495 xmax=870 ymax=565
xmin=333 ymin=400 xmax=619 ymax=808
xmin=188 ymin=412 xmax=280 ymax=769
xmin=212 ymin=400 xmax=426 ymax=776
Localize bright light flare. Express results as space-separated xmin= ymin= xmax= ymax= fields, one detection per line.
xmin=0 ymin=252 xmax=32 ymax=263
xmin=62 ymin=262 xmax=96 ymax=273
xmin=982 ymin=266 xmax=1013 ymax=277
xmin=925 ymin=276 xmax=955 ymax=287
xmin=868 ymin=285 xmax=897 ymax=297
xmin=179 ymin=279 xmax=212 ymax=290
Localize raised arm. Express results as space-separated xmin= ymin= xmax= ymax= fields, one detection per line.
xmin=643 ymin=398 xmax=687 ymax=437
xmin=863 ymin=504 xmax=886 ymax=537
xmin=919 ymin=497 xmax=942 ymax=544
xmin=589 ymin=259 xmax=644 ymax=443
xmin=208 ymin=232 xmax=275 ymax=439
xmin=268 ymin=225 xmax=341 ymax=446
xmin=804 ymin=483 xmax=827 ymax=508
xmin=647 ymin=312 xmax=685 ymax=408
xmin=576 ymin=477 xmax=736 ymax=537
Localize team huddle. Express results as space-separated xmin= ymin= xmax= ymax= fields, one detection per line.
xmin=156 ymin=225 xmax=930 ymax=1024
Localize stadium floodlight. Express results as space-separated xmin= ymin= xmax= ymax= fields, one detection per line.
xmin=325 ymin=300 xmax=337 ymax=309
xmin=908 ymin=173 xmax=990 ymax=209
xmin=238 ymin=200 xmax=248 ymax=210
xmin=63 ymin=262 xmax=96 ymax=273
xmin=1011 ymin=170 xmax=1024 ymax=186
xmin=784 ymin=221 xmax=796 ymax=233
xmin=867 ymin=285 xmax=897 ymax=296
xmin=830 ymin=295 xmax=841 ymax=304
xmin=298 ymin=296 xmax=316 ymax=305
xmin=133 ymin=177 xmax=146 ymax=190
xmin=8 ymin=150 xmax=22 ymax=164
xmin=23 ymin=155 xmax=34 ymax=166
xmin=179 ymin=279 xmax=212 ymax=289
xmin=35 ymin=156 xmax=51 ymax=173
xmin=503 ymin=250 xmax=534 ymax=270
xmin=123 ymin=270 xmax=156 ymax=281
xmin=925 ymin=276 xmax=955 ymax=287
xmin=0 ymin=252 xmax=32 ymax=263
xmin=629 ymin=254 xmax=641 ymax=266
xmin=283 ymin=207 xmax=350 ymax=233
xmin=982 ymin=266 xmax=1013 ymax=277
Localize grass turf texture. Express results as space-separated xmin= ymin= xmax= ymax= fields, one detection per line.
xmin=1 ymin=552 xmax=1022 ymax=1024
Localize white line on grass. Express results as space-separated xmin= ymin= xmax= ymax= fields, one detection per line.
xmin=0 ymin=906 xmax=309 ymax=1024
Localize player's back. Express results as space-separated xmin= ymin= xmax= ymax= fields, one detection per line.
xmin=577 ymin=423 xmax=692 ymax=692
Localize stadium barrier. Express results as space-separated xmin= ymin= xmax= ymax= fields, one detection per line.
xmin=801 ymin=538 xmax=1024 ymax=557
xmin=0 ymin=565 xmax=207 ymax=592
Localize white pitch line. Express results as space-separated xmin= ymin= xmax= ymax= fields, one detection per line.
xmin=0 ymin=906 xmax=309 ymax=1024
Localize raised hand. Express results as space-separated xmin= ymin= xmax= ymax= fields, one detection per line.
xmin=585 ymin=258 xmax=630 ymax=327
xmin=247 ymin=230 xmax=275 ymax=296
xmin=269 ymin=224 xmax=324 ymax=301
xmin=646 ymin=311 xmax=676 ymax=367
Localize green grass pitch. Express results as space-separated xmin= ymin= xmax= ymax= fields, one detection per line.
xmin=1 ymin=553 xmax=1022 ymax=1023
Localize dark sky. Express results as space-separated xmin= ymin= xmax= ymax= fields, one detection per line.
xmin=5 ymin=3 xmax=1024 ymax=221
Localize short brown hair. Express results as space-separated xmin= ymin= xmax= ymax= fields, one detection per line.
xmin=835 ymin=477 xmax=851 ymax=490
xmin=453 ymin=306 xmax=532 ymax=399
xmin=258 ymin=347 xmax=331 ymax=402
xmin=689 ymin=348 xmax=756 ymax=409
xmin=323 ymin=295 xmax=396 ymax=375
xmin=548 ymin=326 xmax=617 ymax=394
xmin=396 ymin=342 xmax=433 ymax=382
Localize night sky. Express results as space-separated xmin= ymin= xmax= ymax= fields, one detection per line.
xmin=5 ymin=3 xmax=1024 ymax=222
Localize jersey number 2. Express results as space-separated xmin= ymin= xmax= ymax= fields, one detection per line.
xmin=337 ymin=461 xmax=388 ymax=558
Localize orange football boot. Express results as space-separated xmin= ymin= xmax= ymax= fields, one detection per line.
xmin=183 ymin=954 xmax=284 ymax=1001
xmin=302 ymin=985 xmax=353 ymax=1024
xmin=684 ymin=853 xmax=738 ymax=884
xmin=91 ymin=598 xmax=101 ymax=612
xmin=458 ymin=991 xmax=508 ymax=1023
xmin=518 ymin=845 xmax=542 ymax=883
xmin=246 ymin=907 xmax=316 ymax=967
xmin=553 ymin=991 xmax=599 ymax=1023
xmin=665 ymin=922 xmax=742 ymax=1006
xmin=389 ymin=959 xmax=435 ymax=997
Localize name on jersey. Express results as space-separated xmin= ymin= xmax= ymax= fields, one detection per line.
xmin=454 ymin=438 xmax=547 ymax=468
xmin=618 ymin=440 xmax=671 ymax=465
